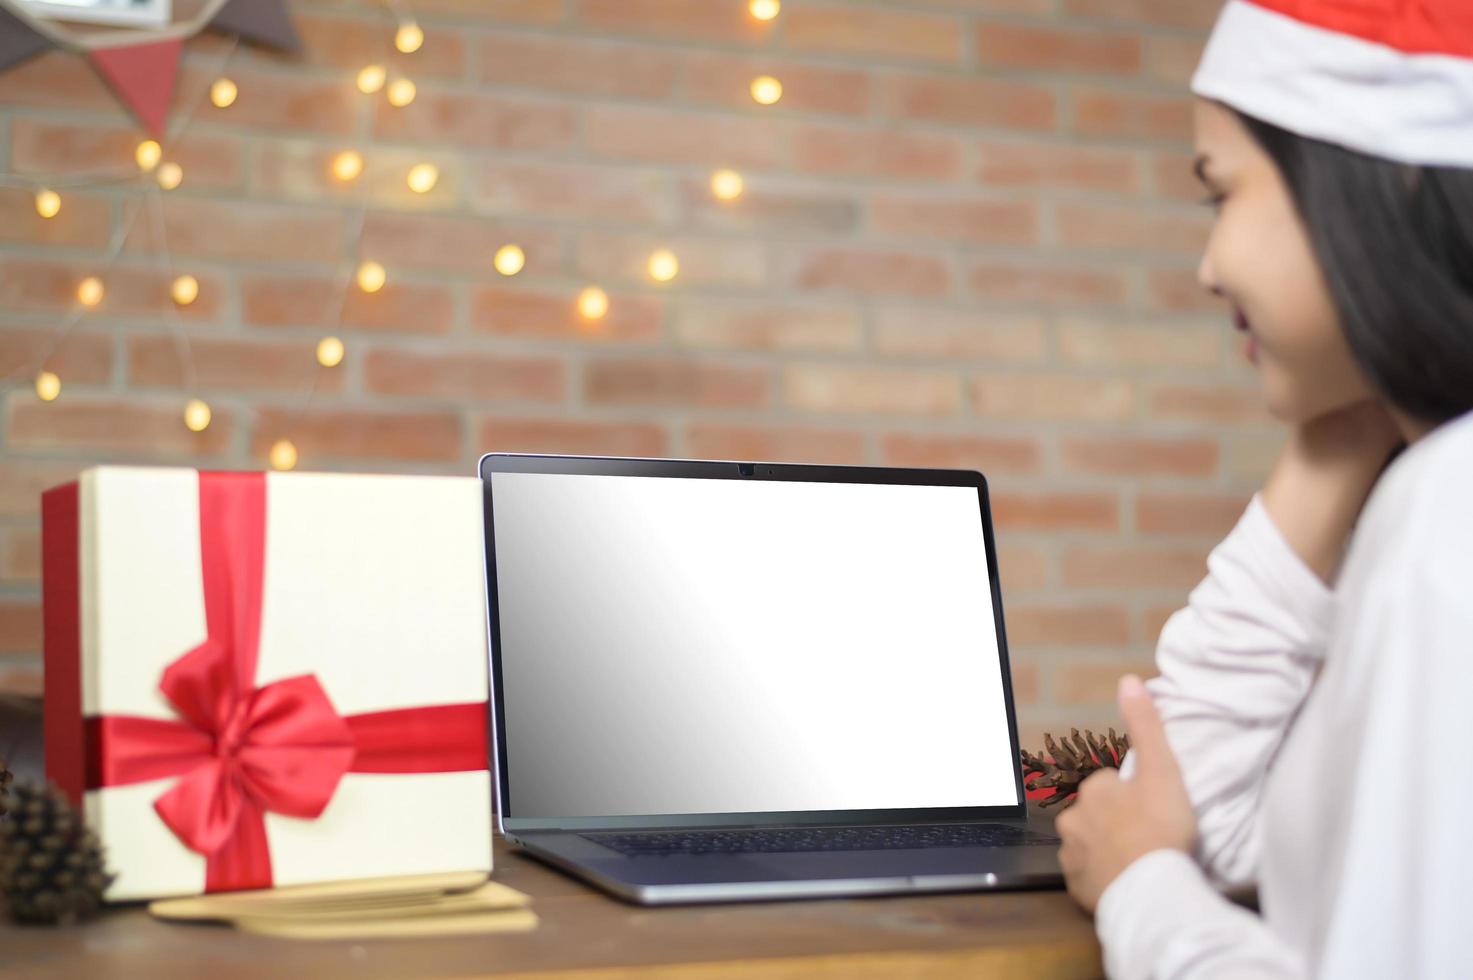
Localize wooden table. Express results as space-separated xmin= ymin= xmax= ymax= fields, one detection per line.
xmin=0 ymin=835 xmax=1103 ymax=979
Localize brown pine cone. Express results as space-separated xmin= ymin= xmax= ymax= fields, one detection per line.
xmin=0 ymin=781 xmax=114 ymax=925
xmin=1020 ymin=727 xmax=1130 ymax=809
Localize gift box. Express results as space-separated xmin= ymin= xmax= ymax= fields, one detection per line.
xmin=40 ymin=467 xmax=494 ymax=901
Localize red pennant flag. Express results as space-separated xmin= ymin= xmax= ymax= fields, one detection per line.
xmin=88 ymin=38 xmax=181 ymax=137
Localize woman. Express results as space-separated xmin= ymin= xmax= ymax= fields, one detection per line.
xmin=1053 ymin=1 xmax=1473 ymax=976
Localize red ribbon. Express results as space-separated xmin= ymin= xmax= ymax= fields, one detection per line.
xmin=85 ymin=472 xmax=488 ymax=892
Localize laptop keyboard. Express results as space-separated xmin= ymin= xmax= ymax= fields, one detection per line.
xmin=582 ymin=823 xmax=1061 ymax=857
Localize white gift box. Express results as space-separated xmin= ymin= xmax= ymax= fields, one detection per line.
xmin=41 ymin=467 xmax=493 ymax=901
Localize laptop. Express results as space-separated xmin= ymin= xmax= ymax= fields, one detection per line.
xmin=477 ymin=453 xmax=1063 ymax=904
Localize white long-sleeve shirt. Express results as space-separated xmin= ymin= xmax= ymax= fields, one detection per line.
xmin=1095 ymin=409 xmax=1473 ymax=979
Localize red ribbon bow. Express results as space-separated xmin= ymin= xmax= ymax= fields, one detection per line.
xmin=86 ymin=472 xmax=488 ymax=892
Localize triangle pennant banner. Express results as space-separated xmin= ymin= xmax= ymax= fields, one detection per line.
xmin=0 ymin=4 xmax=52 ymax=74
xmin=89 ymin=37 xmax=181 ymax=137
xmin=209 ymin=0 xmax=301 ymax=52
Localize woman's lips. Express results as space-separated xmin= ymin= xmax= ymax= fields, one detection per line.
xmin=1231 ymin=308 xmax=1258 ymax=363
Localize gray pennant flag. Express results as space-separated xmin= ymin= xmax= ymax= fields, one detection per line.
xmin=0 ymin=5 xmax=51 ymax=74
xmin=209 ymin=0 xmax=301 ymax=53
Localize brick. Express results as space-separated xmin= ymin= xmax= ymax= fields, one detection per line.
xmin=0 ymin=327 xmax=114 ymax=385
xmin=977 ymin=23 xmax=1142 ymax=76
xmin=1146 ymin=36 xmax=1206 ymax=85
xmin=967 ymin=258 xmax=1131 ymax=308
xmin=926 ymin=0 xmax=1052 ymax=12
xmin=1055 ymin=317 xmax=1220 ymax=367
xmin=126 ymin=336 xmax=345 ymax=393
xmin=0 ymin=51 xmax=120 ymax=112
xmin=1073 ymin=89 xmax=1194 ymax=143
xmin=1062 ymin=0 xmax=1223 ymax=31
xmin=1 ymin=527 xmax=41 ymax=584
xmin=0 ymin=600 xmax=42 ymax=654
xmin=584 ymin=358 xmax=771 ymax=409
xmin=1056 ymin=201 xmax=1211 ymax=254
xmin=1151 ymin=149 xmax=1207 ymax=204
xmin=363 ymin=348 xmax=566 ymax=402
xmin=888 ymin=75 xmax=1058 ymax=132
xmin=1136 ymin=492 xmax=1249 ymax=537
xmin=123 ymin=197 xmax=343 ymax=265
xmin=473 ymin=286 xmax=663 ymax=344
xmin=784 ymin=365 xmax=962 ymax=417
xmin=976 ymin=139 xmax=1139 ymax=194
xmin=373 ymin=0 xmax=563 ymax=23
xmin=993 ymin=492 xmax=1120 ymax=532
xmin=241 ymin=274 xmax=456 ymax=334
xmin=287 ymin=12 xmax=466 ymax=80
xmin=1060 ymin=435 xmax=1219 ymax=477
xmin=1054 ymin=658 xmax=1160 ymax=705
xmin=254 ymin=142 xmax=464 ymax=213
xmin=996 ymin=545 xmax=1050 ymax=591
xmin=789 ymin=247 xmax=951 ymax=298
xmin=684 ymin=423 xmax=866 ymax=465
xmin=794 ymin=125 xmax=964 ymax=180
xmin=0 ymin=460 xmax=87 ymax=518
xmin=1009 ymin=660 xmax=1040 ymax=705
xmin=1228 ymin=431 xmax=1284 ymax=483
xmin=574 ymin=0 xmax=774 ymax=44
xmin=480 ymin=34 xmax=679 ymax=99
xmin=360 ymin=212 xmax=562 ymax=275
xmin=586 ymin=105 xmax=789 ymax=169
xmin=11 ymin=118 xmax=244 ymax=191
xmin=473 ymin=161 xmax=680 ymax=225
xmin=674 ymin=302 xmax=860 ymax=353
xmin=1006 ymin=604 xmax=1131 ymax=647
xmin=1062 ymin=544 xmax=1209 ymax=589
xmin=479 ymin=417 xmax=668 ymax=457
xmin=783 ymin=5 xmax=964 ymax=64
xmin=879 ymin=434 xmax=1042 ymax=474
xmin=871 ymin=195 xmax=1039 ymax=247
xmin=0 ymin=259 xmax=225 ymax=321
xmin=0 ymin=665 xmax=42 ymax=695
xmin=176 ymin=64 xmax=357 ymax=136
xmin=872 ymin=309 xmax=1047 ymax=363
xmin=373 ymin=91 xmax=578 ymax=152
xmin=0 ymin=186 xmax=109 ymax=249
xmin=1145 ymin=266 xmax=1227 ymax=313
xmin=1147 ymin=383 xmax=1272 ymax=425
xmin=576 ymin=231 xmax=766 ymax=289
xmin=1137 ymin=605 xmax=1180 ymax=645
xmin=250 ymin=408 xmax=463 ymax=463
xmin=971 ymin=375 xmax=1136 ymax=421
xmin=6 ymin=395 xmax=234 ymax=456
xmin=683 ymin=180 xmax=859 ymax=236
xmin=683 ymin=53 xmax=871 ymax=117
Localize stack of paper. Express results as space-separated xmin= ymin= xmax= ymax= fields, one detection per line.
xmin=149 ymin=871 xmax=537 ymax=940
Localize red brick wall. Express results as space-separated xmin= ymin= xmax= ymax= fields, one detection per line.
xmin=0 ymin=0 xmax=1281 ymax=745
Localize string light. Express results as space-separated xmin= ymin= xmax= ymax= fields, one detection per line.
xmin=749 ymin=0 xmax=780 ymax=20
xmin=77 ymin=276 xmax=104 ymax=308
xmin=356 ymin=260 xmax=386 ymax=293
xmin=183 ymin=399 xmax=212 ymax=432
xmin=577 ymin=286 xmax=609 ymax=321
xmin=357 ymin=65 xmax=387 ymax=94
xmin=331 ymin=150 xmax=364 ymax=182
xmin=395 ymin=21 xmax=424 ymax=54
xmin=406 ymin=162 xmax=438 ymax=193
xmin=210 ymin=77 xmax=237 ymax=108
xmin=493 ymin=244 xmax=525 ymax=276
xmin=156 ymin=162 xmax=183 ymax=190
xmin=171 ymin=274 xmax=199 ymax=306
xmin=750 ymin=75 xmax=783 ymax=105
xmin=711 ymin=169 xmax=744 ymax=201
xmin=316 ymin=336 xmax=345 ymax=368
xmin=35 ymin=371 xmax=60 ymax=402
xmin=269 ymin=439 xmax=298 ymax=471
xmin=386 ymin=78 xmax=417 ymax=108
xmin=648 ymin=248 xmax=679 ymax=283
xmin=34 ymin=188 xmax=61 ymax=218
xmin=135 ymin=139 xmax=162 ymax=172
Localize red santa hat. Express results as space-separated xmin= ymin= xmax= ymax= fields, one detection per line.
xmin=1192 ymin=0 xmax=1473 ymax=167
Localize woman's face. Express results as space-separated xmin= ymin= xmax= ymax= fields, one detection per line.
xmin=1192 ymin=98 xmax=1377 ymax=423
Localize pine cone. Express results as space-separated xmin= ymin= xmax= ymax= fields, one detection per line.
xmin=0 ymin=754 xmax=12 ymax=818
xmin=1020 ymin=727 xmax=1130 ymax=809
xmin=0 ymin=781 xmax=113 ymax=925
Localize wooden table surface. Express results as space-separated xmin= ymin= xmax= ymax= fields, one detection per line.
xmin=0 ymin=834 xmax=1103 ymax=980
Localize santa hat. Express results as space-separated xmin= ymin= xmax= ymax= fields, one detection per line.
xmin=1191 ymin=0 xmax=1473 ymax=168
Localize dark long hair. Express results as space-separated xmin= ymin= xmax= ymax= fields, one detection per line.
xmin=1236 ymin=111 xmax=1473 ymax=425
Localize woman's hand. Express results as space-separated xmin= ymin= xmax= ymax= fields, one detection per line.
xmin=1056 ymin=675 xmax=1197 ymax=914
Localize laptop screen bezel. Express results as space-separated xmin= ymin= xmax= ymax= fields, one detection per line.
xmin=478 ymin=453 xmax=1029 ymax=833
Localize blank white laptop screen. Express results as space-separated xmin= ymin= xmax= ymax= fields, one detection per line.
xmin=490 ymin=472 xmax=1021 ymax=818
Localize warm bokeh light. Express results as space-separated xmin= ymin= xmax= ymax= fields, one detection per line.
xmin=406 ymin=162 xmax=439 ymax=193
xmin=331 ymin=150 xmax=364 ymax=182
xmin=210 ymin=77 xmax=237 ymax=108
xmin=357 ymin=64 xmax=387 ymax=94
xmin=711 ymin=169 xmax=744 ymax=201
xmin=184 ymin=399 xmax=212 ymax=432
xmin=395 ymin=22 xmax=424 ymax=54
xmin=171 ymin=274 xmax=199 ymax=306
xmin=35 ymin=371 xmax=60 ymax=402
xmin=34 ymin=188 xmax=60 ymax=218
xmin=750 ymin=75 xmax=783 ymax=105
xmin=77 ymin=276 xmax=104 ymax=308
xmin=356 ymin=260 xmax=386 ymax=293
xmin=269 ymin=439 xmax=298 ymax=471
xmin=317 ymin=336 xmax=345 ymax=368
xmin=156 ymin=162 xmax=183 ymax=190
xmin=386 ymin=78 xmax=417 ymax=107
xmin=577 ymin=286 xmax=609 ymax=320
xmin=648 ymin=248 xmax=679 ymax=283
xmin=493 ymin=244 xmax=525 ymax=276
xmin=135 ymin=139 xmax=162 ymax=172
xmin=749 ymin=0 xmax=780 ymax=20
